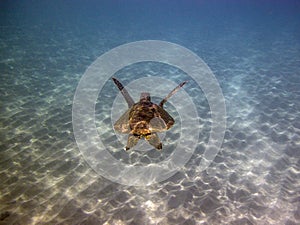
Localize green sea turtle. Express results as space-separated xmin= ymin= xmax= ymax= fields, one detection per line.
xmin=112 ymin=77 xmax=187 ymax=151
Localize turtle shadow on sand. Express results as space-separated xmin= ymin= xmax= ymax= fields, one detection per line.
xmin=112 ymin=77 xmax=187 ymax=151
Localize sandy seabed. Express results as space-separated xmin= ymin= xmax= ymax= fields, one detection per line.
xmin=0 ymin=25 xmax=300 ymax=225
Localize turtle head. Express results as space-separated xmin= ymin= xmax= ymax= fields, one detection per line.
xmin=140 ymin=92 xmax=151 ymax=103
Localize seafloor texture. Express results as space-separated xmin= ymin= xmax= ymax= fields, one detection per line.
xmin=1 ymin=2 xmax=300 ymax=225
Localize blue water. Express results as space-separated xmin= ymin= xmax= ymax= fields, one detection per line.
xmin=1 ymin=0 xmax=300 ymax=224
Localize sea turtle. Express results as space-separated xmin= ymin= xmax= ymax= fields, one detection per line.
xmin=112 ymin=77 xmax=187 ymax=151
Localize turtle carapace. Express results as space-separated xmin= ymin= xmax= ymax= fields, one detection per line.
xmin=112 ymin=77 xmax=187 ymax=151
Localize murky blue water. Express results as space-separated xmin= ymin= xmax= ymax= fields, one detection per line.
xmin=1 ymin=1 xmax=300 ymax=224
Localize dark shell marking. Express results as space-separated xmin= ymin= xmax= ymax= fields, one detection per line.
xmin=112 ymin=77 xmax=186 ymax=151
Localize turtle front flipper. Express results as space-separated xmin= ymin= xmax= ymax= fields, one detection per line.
xmin=146 ymin=132 xmax=162 ymax=150
xmin=159 ymin=81 xmax=187 ymax=108
xmin=114 ymin=109 xmax=131 ymax=134
xmin=112 ymin=77 xmax=135 ymax=108
xmin=155 ymin=107 xmax=175 ymax=130
xmin=125 ymin=134 xmax=140 ymax=151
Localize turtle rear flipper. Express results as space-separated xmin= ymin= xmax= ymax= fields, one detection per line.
xmin=146 ymin=132 xmax=162 ymax=150
xmin=112 ymin=77 xmax=135 ymax=108
xmin=159 ymin=81 xmax=187 ymax=108
xmin=125 ymin=134 xmax=140 ymax=151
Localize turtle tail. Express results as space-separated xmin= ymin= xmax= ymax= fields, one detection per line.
xmin=159 ymin=81 xmax=187 ymax=108
xmin=112 ymin=77 xmax=135 ymax=108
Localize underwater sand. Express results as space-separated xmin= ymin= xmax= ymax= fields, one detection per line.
xmin=1 ymin=3 xmax=300 ymax=225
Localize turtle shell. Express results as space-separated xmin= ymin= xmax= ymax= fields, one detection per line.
xmin=114 ymin=100 xmax=174 ymax=136
xmin=112 ymin=77 xmax=186 ymax=150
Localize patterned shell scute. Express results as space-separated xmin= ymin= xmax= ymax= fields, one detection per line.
xmin=114 ymin=101 xmax=174 ymax=135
